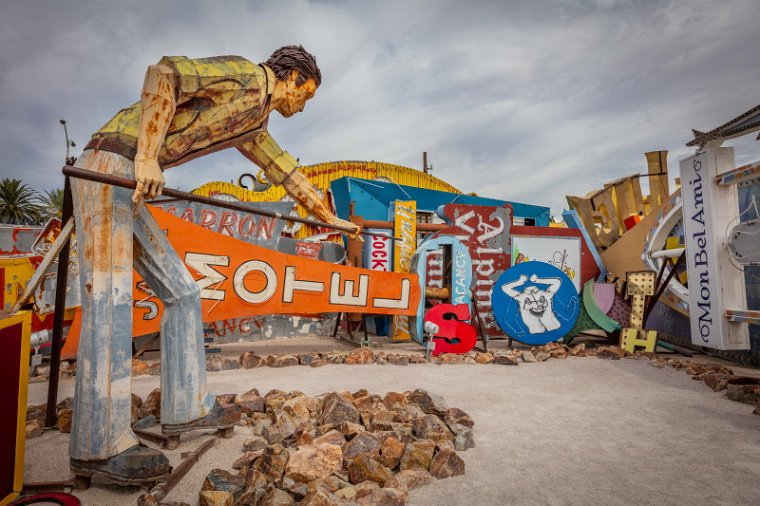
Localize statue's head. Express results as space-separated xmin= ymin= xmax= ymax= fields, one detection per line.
xmin=266 ymin=45 xmax=321 ymax=117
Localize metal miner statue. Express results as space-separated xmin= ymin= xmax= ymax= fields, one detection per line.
xmin=69 ymin=46 xmax=359 ymax=484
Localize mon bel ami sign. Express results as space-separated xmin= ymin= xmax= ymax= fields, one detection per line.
xmin=679 ymin=147 xmax=748 ymax=350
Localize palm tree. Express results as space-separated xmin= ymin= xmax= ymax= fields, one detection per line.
xmin=39 ymin=188 xmax=64 ymax=223
xmin=0 ymin=178 xmax=42 ymax=225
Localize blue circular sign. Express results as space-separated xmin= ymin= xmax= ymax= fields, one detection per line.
xmin=492 ymin=261 xmax=580 ymax=345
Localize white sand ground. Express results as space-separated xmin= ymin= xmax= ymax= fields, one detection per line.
xmin=24 ymin=340 xmax=760 ymax=505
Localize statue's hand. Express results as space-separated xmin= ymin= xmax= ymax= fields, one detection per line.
xmin=333 ymin=218 xmax=363 ymax=242
xmin=133 ymin=157 xmax=165 ymax=202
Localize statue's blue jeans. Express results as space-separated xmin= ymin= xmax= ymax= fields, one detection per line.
xmin=69 ymin=149 xmax=215 ymax=461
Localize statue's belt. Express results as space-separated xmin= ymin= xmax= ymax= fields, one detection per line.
xmin=85 ymin=137 xmax=138 ymax=161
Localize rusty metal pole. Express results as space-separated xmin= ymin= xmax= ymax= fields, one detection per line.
xmin=45 ymin=176 xmax=73 ymax=428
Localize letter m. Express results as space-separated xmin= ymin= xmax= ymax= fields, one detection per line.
xmin=185 ymin=253 xmax=230 ymax=300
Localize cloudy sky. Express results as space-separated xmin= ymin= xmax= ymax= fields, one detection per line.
xmin=1 ymin=0 xmax=758 ymax=215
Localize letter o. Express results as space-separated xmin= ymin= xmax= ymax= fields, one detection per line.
xmin=700 ymin=286 xmax=710 ymax=301
xmin=700 ymin=324 xmax=710 ymax=340
xmin=234 ymin=260 xmax=277 ymax=304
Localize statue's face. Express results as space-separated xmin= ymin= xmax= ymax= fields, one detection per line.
xmin=276 ymin=72 xmax=318 ymax=117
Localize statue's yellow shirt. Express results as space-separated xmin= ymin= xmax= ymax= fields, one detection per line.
xmin=90 ymin=55 xmax=273 ymax=168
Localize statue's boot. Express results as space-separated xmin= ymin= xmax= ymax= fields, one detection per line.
xmin=161 ymin=401 xmax=241 ymax=436
xmin=70 ymin=444 xmax=171 ymax=485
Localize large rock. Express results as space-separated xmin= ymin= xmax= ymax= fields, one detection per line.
xmin=284 ymin=444 xmax=343 ymax=483
xmin=429 ymin=448 xmax=465 ymax=478
xmin=451 ymin=424 xmax=476 ymax=450
xmin=201 ymin=469 xmax=245 ymax=503
xmin=198 ymin=491 xmax=233 ymax=506
xmin=57 ymin=408 xmax=72 ymax=433
xmin=131 ymin=393 xmax=142 ymax=425
xmin=259 ymin=489 xmax=295 ymax=506
xmin=320 ymin=393 xmax=361 ymax=425
xmin=385 ymin=468 xmax=436 ymax=491
xmin=382 ymin=392 xmax=408 ymax=410
xmin=443 ymin=407 xmax=474 ymax=429
xmin=26 ymin=419 xmax=44 ymax=439
xmin=139 ymin=388 xmax=161 ymax=420
xmin=132 ymin=358 xmax=150 ymax=376
xmin=240 ymin=352 xmax=265 ymax=369
xmin=342 ymin=431 xmax=382 ymax=461
xmin=253 ymin=444 xmax=290 ymax=481
xmin=267 ymin=355 xmax=299 ymax=368
xmin=314 ymin=429 xmax=346 ymax=447
xmin=493 ymin=350 xmax=520 ymax=365
xmin=408 ymin=389 xmax=448 ymax=416
xmin=345 ymin=348 xmax=375 ymax=365
xmin=726 ymin=384 xmax=760 ymax=405
xmin=276 ymin=397 xmax=311 ymax=438
xmin=413 ymin=414 xmax=454 ymax=444
xmin=206 ymin=355 xmax=241 ymax=371
xmin=235 ymin=391 xmax=266 ymax=415
xmin=356 ymin=488 xmax=407 ymax=505
xmin=379 ymin=437 xmax=405 ymax=469
xmin=399 ymin=439 xmax=435 ymax=471
xmin=26 ymin=404 xmax=46 ymax=422
xmin=348 ymin=454 xmax=393 ymax=486
xmin=300 ymin=489 xmax=343 ymax=506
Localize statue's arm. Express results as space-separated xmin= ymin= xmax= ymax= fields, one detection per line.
xmin=530 ymin=274 xmax=562 ymax=294
xmin=133 ymin=63 xmax=177 ymax=202
xmin=237 ymin=133 xmax=361 ymax=238
xmin=502 ymin=275 xmax=527 ymax=298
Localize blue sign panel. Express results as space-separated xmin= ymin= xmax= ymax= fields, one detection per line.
xmin=492 ymin=261 xmax=579 ymax=345
xmin=409 ymin=236 xmax=472 ymax=344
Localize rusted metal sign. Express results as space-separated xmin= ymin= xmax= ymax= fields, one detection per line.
xmin=391 ymin=201 xmax=416 ymax=341
xmin=0 ymin=225 xmax=42 ymax=256
xmin=426 ymin=204 xmax=513 ymax=341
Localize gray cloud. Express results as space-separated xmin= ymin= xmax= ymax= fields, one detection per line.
xmin=1 ymin=0 xmax=758 ymax=215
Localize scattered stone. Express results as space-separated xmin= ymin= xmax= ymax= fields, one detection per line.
xmin=474 ymin=351 xmax=493 ymax=364
xmin=435 ymin=353 xmax=464 ymax=364
xmin=320 ymin=393 xmax=361 ymax=425
xmin=130 ymin=393 xmax=142 ymax=425
xmin=348 ymin=454 xmax=394 ymax=486
xmin=259 ymin=489 xmax=295 ymax=506
xmin=385 ymin=468 xmax=436 ymax=491
xmin=26 ymin=419 xmax=44 ymax=439
xmin=55 ymin=408 xmax=72 ymax=433
xmin=233 ymin=450 xmax=264 ymax=470
xmin=408 ymin=354 xmax=427 ymax=364
xmin=26 ymin=404 xmax=46 ymax=422
xmin=408 ymin=389 xmax=448 ymax=416
xmin=201 ymin=469 xmax=245 ymax=503
xmin=298 ymin=353 xmax=319 ymax=366
xmin=132 ymin=358 xmax=150 ymax=376
xmin=379 ymin=436 xmax=405 ymax=469
xmin=345 ymin=348 xmax=375 ymax=365
xmin=451 ymin=424 xmax=476 ymax=450
xmin=534 ymin=350 xmax=550 ymax=361
xmin=313 ymin=429 xmax=346 ymax=447
xmin=198 ymin=490 xmax=233 ymax=506
xmin=335 ymin=481 xmax=380 ymax=501
xmin=244 ymin=435 xmax=269 ymax=452
xmin=343 ymin=431 xmax=382 ymax=461
xmin=399 ymin=439 xmax=435 ymax=471
xmin=28 ymin=374 xmax=47 ymax=383
xmin=549 ymin=346 xmax=569 ymax=359
xmin=569 ymin=343 xmax=587 ymax=357
xmin=413 ymin=414 xmax=454 ymax=444
xmin=139 ymin=388 xmax=161 ymax=420
xmin=235 ymin=390 xmax=266 ymax=415
xmin=300 ymin=488 xmax=343 ymax=506
xmin=284 ymin=444 xmax=343 ymax=483
xmin=444 ymin=407 xmax=474 ymax=428
xmin=132 ymin=414 xmax=155 ymax=430
xmin=429 ymin=447 xmax=466 ymax=478
xmin=267 ymin=354 xmax=300 ymax=368
xmin=493 ymin=350 xmax=520 ymax=365
xmin=310 ymin=358 xmax=328 ymax=368
xmin=726 ymin=384 xmax=760 ymax=405
xmin=263 ymin=425 xmax=285 ymax=445
xmin=240 ymin=352 xmax=265 ymax=369
xmin=596 ymin=346 xmax=626 ymax=360
xmin=206 ymin=355 xmax=241 ymax=371
xmin=386 ymin=354 xmax=410 ymax=366
xmin=276 ymin=397 xmax=311 ymax=438
xmin=148 ymin=361 xmax=161 ymax=376
xmin=253 ymin=444 xmax=290 ymax=481
xmin=323 ymin=353 xmax=345 ymax=364
xmin=521 ymin=350 xmax=538 ymax=363
xmin=356 ymin=487 xmax=407 ymax=505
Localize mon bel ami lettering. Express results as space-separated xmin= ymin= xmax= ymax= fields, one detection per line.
xmin=183 ymin=252 xmax=411 ymax=310
xmin=688 ymin=158 xmax=713 ymax=343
